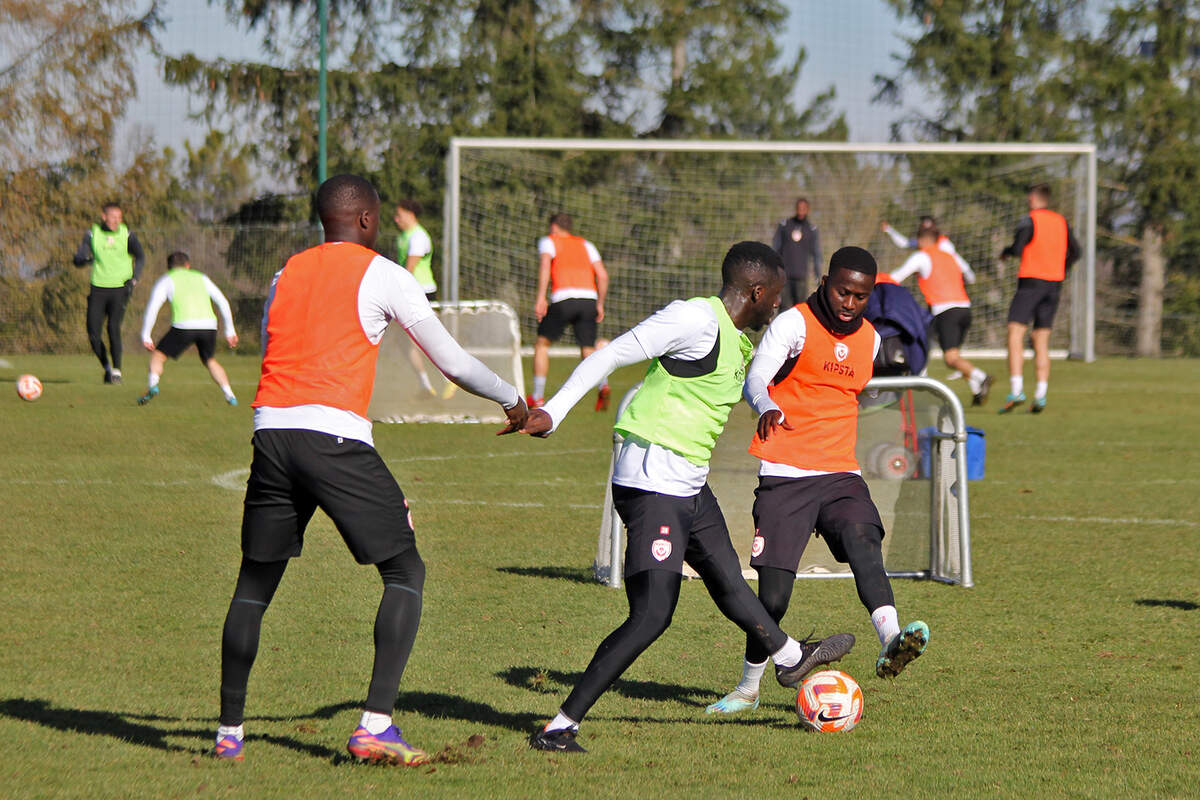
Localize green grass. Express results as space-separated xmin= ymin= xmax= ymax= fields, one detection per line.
xmin=1 ymin=354 xmax=1197 ymax=799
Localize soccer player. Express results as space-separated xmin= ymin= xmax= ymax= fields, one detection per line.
xmin=772 ymin=196 xmax=822 ymax=309
xmin=998 ymin=183 xmax=1081 ymax=413
xmin=889 ymin=228 xmax=993 ymax=404
xmin=137 ymin=251 xmax=239 ymax=406
xmin=880 ymin=215 xmax=963 ymax=257
xmin=73 ymin=201 xmax=146 ymax=384
xmin=529 ymin=213 xmax=610 ymax=411
xmin=516 ymin=241 xmax=856 ymax=754
xmin=706 ymin=247 xmax=929 ymax=717
xmin=393 ymin=199 xmax=447 ymax=398
xmin=213 ymin=174 xmax=527 ymax=765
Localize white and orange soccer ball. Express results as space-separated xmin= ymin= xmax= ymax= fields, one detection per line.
xmin=796 ymin=669 xmax=863 ymax=732
xmin=16 ymin=374 xmax=42 ymax=401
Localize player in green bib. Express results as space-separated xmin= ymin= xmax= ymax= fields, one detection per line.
xmin=137 ymin=251 xmax=239 ymax=405
xmin=73 ymin=202 xmax=146 ymax=383
xmin=393 ymin=199 xmax=451 ymax=398
xmin=511 ymin=242 xmax=856 ymax=753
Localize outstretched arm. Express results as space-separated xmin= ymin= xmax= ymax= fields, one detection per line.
xmin=881 ymin=223 xmax=915 ymax=250
xmin=204 ymin=275 xmax=239 ymax=345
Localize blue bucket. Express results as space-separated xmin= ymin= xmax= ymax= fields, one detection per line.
xmin=918 ymin=426 xmax=985 ymax=481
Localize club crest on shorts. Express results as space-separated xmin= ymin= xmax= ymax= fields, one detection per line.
xmin=659 ymin=525 xmax=670 ymax=536
xmin=651 ymin=539 xmax=672 ymax=561
xmin=752 ymin=533 xmax=765 ymax=558
xmin=834 ymin=342 xmax=849 ymax=362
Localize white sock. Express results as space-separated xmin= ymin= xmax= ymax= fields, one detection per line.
xmin=735 ymin=659 xmax=769 ymax=697
xmin=221 ymin=384 xmax=235 ymax=401
xmin=968 ymin=368 xmax=986 ymax=393
xmin=418 ymin=372 xmax=433 ymax=392
xmin=111 ymin=368 xmax=122 ymax=378
xmin=532 ymin=376 xmax=547 ymax=399
xmin=1035 ymin=381 xmax=1048 ymax=401
xmin=545 ymin=711 xmax=578 ymax=733
xmin=216 ymin=724 xmax=244 ymax=741
xmin=1010 ymin=376 xmax=1024 ymax=397
xmin=871 ymin=605 xmax=901 ymax=647
xmin=359 ymin=710 xmax=392 ymax=735
xmin=148 ymin=372 xmax=160 ymax=389
xmin=600 ymin=374 xmax=611 ymax=389
xmin=770 ymin=636 xmax=804 ymax=667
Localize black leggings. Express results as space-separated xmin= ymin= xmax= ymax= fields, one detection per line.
xmin=745 ymin=523 xmax=894 ymax=663
xmin=218 ymin=548 xmax=425 ymax=726
xmin=560 ymin=558 xmax=786 ymax=723
xmin=86 ymin=286 xmax=127 ymax=370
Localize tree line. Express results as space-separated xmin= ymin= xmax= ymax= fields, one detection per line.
xmin=2 ymin=0 xmax=1198 ymax=355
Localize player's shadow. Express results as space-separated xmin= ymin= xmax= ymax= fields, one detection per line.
xmin=1135 ymin=598 xmax=1199 ymax=610
xmin=393 ymin=690 xmax=542 ymax=734
xmin=498 ymin=666 xmax=715 ymax=709
xmin=496 ymin=565 xmax=596 ymax=585
xmin=0 ymin=697 xmax=347 ymax=760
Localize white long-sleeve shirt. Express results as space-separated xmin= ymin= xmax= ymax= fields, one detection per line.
xmin=888 ymin=250 xmax=976 ymax=315
xmin=255 ymin=247 xmax=519 ymax=446
xmin=543 ymin=298 xmax=724 ymax=496
xmin=140 ymin=271 xmax=236 ymax=342
xmin=743 ymin=306 xmax=881 ymax=478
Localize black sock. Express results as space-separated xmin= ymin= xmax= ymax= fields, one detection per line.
xmin=744 ymin=566 xmax=796 ymax=663
xmin=560 ymin=570 xmax=680 ymax=723
xmin=219 ymin=557 xmax=287 ymax=726
xmin=364 ymin=548 xmax=425 ymax=714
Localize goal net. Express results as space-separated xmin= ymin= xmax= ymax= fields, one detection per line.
xmin=446 ymin=139 xmax=1096 ymax=361
xmin=595 ymin=377 xmax=976 ymax=588
xmin=369 ymin=300 xmax=524 ymax=423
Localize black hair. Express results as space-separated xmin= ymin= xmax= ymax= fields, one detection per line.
xmin=316 ymin=174 xmax=379 ymax=225
xmin=166 ymin=251 xmax=190 ymax=269
xmin=721 ymin=241 xmax=784 ymax=290
xmin=827 ymin=246 xmax=877 ymax=278
xmin=549 ymin=212 xmax=572 ymax=232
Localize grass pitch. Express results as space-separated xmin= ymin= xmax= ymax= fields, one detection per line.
xmin=0 ymin=354 xmax=1197 ymax=799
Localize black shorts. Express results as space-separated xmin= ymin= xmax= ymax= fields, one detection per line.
xmin=537 ymin=298 xmax=598 ymax=347
xmin=932 ymin=307 xmax=972 ymax=351
xmin=157 ymin=327 xmax=217 ymax=361
xmin=750 ymin=473 xmax=884 ymax=572
xmin=240 ymin=429 xmax=417 ymax=565
xmin=1007 ymin=278 xmax=1062 ymax=329
xmin=612 ymin=483 xmax=742 ymax=577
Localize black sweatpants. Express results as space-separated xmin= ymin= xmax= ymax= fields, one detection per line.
xmin=86 ymin=286 xmax=128 ymax=371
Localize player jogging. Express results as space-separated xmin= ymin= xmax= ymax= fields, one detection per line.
xmin=393 ymin=199 xmax=450 ymax=399
xmin=515 ymin=241 xmax=856 ymax=753
xmin=998 ymin=183 xmax=1081 ymax=414
xmin=707 ymin=247 xmax=929 ymax=717
xmin=213 ymin=174 xmax=527 ymax=765
xmin=529 ymin=213 xmax=611 ymax=411
xmin=73 ymin=201 xmax=146 ymax=384
xmin=137 ymin=251 xmax=239 ymax=406
xmin=889 ymin=228 xmax=993 ymax=405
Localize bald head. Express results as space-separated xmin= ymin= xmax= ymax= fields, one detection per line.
xmin=317 ymin=174 xmax=381 ymax=247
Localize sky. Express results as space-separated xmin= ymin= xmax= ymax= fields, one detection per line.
xmin=121 ymin=0 xmax=924 ymax=168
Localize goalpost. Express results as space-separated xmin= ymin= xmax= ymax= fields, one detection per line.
xmin=444 ymin=138 xmax=1097 ymax=361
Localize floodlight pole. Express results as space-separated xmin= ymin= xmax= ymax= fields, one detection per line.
xmin=317 ymin=0 xmax=328 ymax=184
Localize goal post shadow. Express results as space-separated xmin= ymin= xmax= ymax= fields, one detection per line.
xmin=596 ymin=377 xmax=974 ymax=589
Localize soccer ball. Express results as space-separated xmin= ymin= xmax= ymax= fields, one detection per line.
xmin=16 ymin=374 xmax=42 ymax=401
xmin=796 ymin=669 xmax=863 ymax=732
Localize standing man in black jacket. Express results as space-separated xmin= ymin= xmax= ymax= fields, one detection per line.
xmin=771 ymin=197 xmax=822 ymax=309
xmin=74 ymin=201 xmax=146 ymax=384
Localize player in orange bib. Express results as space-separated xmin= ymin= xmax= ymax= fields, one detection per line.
xmin=213 ymin=175 xmax=527 ymax=766
xmin=706 ymin=247 xmax=930 ymax=716
xmin=529 ymin=213 xmax=610 ymax=411
xmin=889 ymin=228 xmax=993 ymax=405
xmin=998 ymin=183 xmax=1080 ymax=414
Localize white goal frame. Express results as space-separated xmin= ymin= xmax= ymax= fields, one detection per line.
xmin=444 ymin=137 xmax=1097 ymax=361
